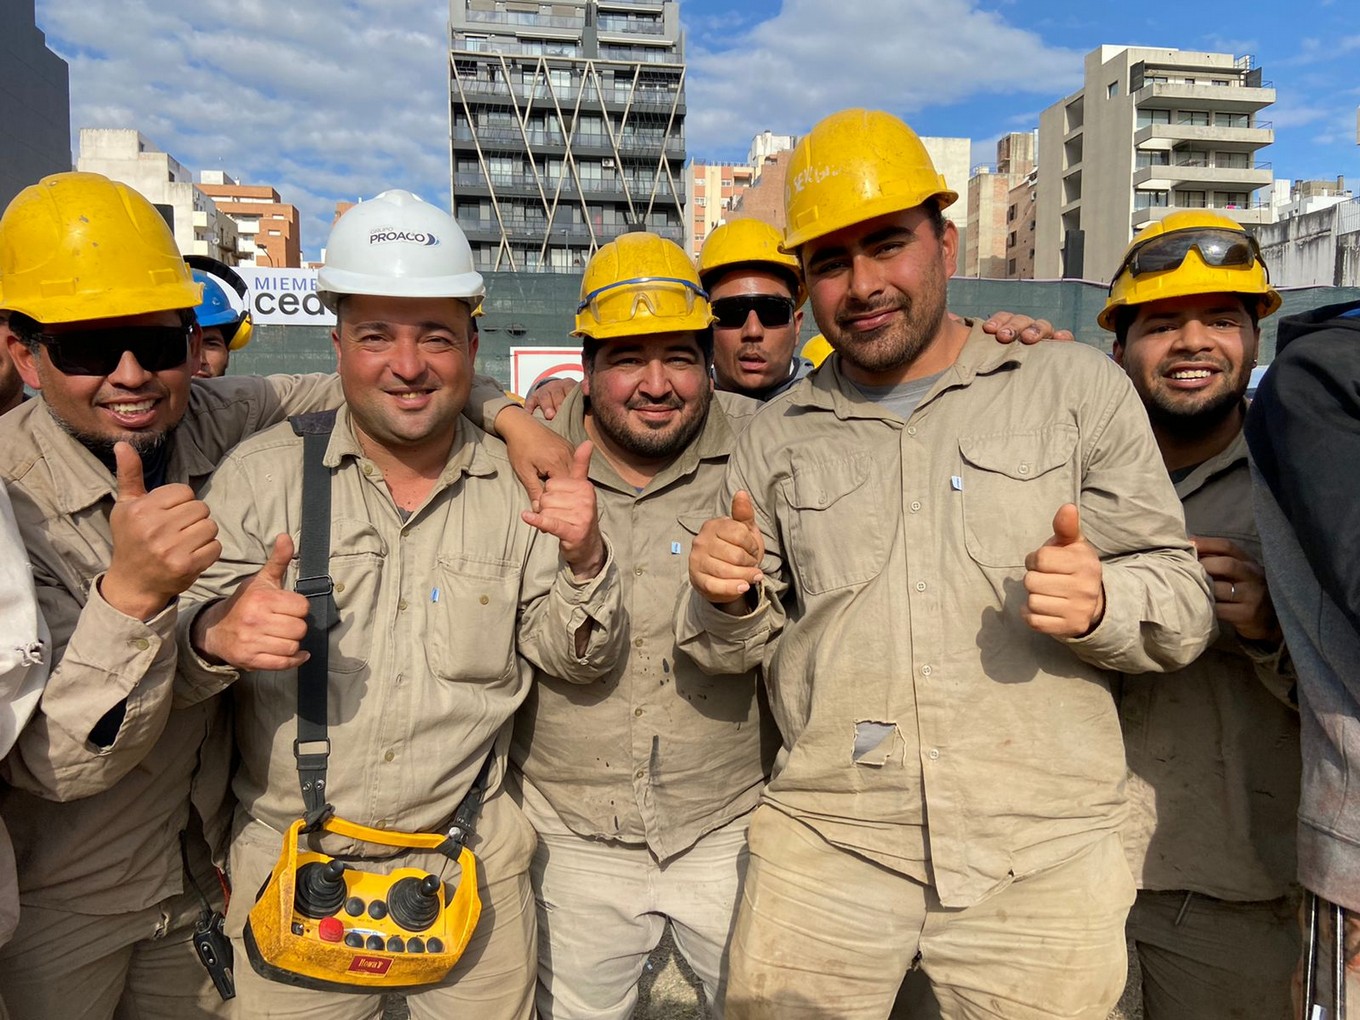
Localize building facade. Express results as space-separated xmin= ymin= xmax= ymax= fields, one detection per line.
xmin=686 ymin=160 xmax=754 ymax=258
xmin=198 ymin=171 xmax=303 ymax=268
xmin=76 ymin=129 xmax=238 ymax=262
xmin=965 ymin=132 xmax=1036 ymax=278
xmin=448 ymin=0 xmax=686 ymax=272
xmin=0 ymin=0 xmax=71 ymax=212
xmin=1036 ymin=45 xmax=1275 ymax=282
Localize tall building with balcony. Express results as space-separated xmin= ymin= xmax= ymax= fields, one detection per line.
xmin=449 ymin=0 xmax=686 ymax=272
xmin=1036 ymin=46 xmax=1275 ymax=282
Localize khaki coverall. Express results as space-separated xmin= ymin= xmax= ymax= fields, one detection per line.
xmin=1121 ymin=428 xmax=1301 ymax=1020
xmin=677 ymin=325 xmax=1216 ymax=1020
xmin=513 ymin=387 xmax=770 ymax=1018
xmin=176 ymin=405 xmax=623 ymax=1020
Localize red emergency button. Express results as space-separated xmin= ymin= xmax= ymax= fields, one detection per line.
xmin=317 ymin=916 xmax=345 ymax=943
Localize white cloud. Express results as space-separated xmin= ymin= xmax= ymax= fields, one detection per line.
xmin=38 ymin=0 xmax=451 ymax=259
xmin=684 ymin=0 xmax=1083 ymax=156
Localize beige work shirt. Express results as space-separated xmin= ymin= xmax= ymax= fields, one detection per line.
xmin=513 ymin=387 xmax=769 ymax=861
xmin=677 ymin=323 xmax=1216 ymax=908
xmin=176 ymin=405 xmax=622 ymax=852
xmin=1121 ymin=428 xmax=1300 ymax=901
xmin=0 ymin=374 xmax=342 ymax=912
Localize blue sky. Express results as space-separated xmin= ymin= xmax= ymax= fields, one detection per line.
xmin=35 ymin=0 xmax=1360 ymax=260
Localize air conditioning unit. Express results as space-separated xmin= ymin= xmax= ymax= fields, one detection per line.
xmin=602 ymin=159 xmax=616 ymax=169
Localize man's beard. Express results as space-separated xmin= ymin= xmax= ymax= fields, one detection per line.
xmin=591 ymin=388 xmax=711 ymax=462
xmin=49 ymin=405 xmax=172 ymax=458
xmin=1142 ymin=367 xmax=1246 ymax=440
xmin=827 ymin=271 xmax=948 ymax=375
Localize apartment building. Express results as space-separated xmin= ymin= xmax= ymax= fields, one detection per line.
xmin=965 ymin=132 xmax=1036 ymax=278
xmin=198 ymin=171 xmax=303 ymax=268
xmin=449 ymin=0 xmax=687 ymax=272
xmin=0 ymin=0 xmax=70 ymax=211
xmin=1036 ymin=45 xmax=1274 ymax=282
xmin=686 ymin=160 xmax=754 ymax=259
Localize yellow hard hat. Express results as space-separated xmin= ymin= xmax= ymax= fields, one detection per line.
xmin=0 ymin=172 xmax=201 ymax=324
xmin=783 ymin=109 xmax=958 ymax=253
xmin=800 ymin=333 xmax=833 ymax=368
xmin=574 ymin=232 xmax=713 ymax=340
xmin=698 ymin=218 xmax=806 ymax=307
xmin=1099 ymin=210 xmax=1281 ymax=331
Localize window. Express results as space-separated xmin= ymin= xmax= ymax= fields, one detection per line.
xmin=1007 ymin=205 xmax=1016 ymax=222
xmin=1135 ymin=148 xmax=1170 ymax=169
xmin=694 ymin=196 xmax=706 ymax=207
xmin=1178 ymin=190 xmax=1207 ymax=208
xmin=1214 ymin=191 xmax=1249 ymax=209
xmin=1137 ymin=108 xmax=1171 ymax=127
xmin=1008 ymin=259 xmax=1017 ymax=274
xmin=1107 ymin=81 xmax=1118 ymax=98
xmin=1177 ymin=110 xmax=1210 ymax=126
xmin=1134 ymin=189 xmax=1169 ymax=210
xmin=1007 ymin=231 xmax=1017 ymax=247
xmin=1216 ymin=151 xmax=1249 ymax=169
xmin=1215 ymin=111 xmax=1249 ymax=128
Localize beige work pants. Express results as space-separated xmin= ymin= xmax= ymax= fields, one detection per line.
xmin=226 ymin=788 xmax=537 ymax=1020
xmin=0 ymin=886 xmax=230 ymax=1020
xmin=725 ymin=805 xmax=1134 ymax=1020
xmin=523 ymin=784 xmax=750 ymax=1020
xmin=1127 ymin=888 xmax=1298 ymax=1020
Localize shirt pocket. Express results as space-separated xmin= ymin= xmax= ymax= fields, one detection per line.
xmin=424 ymin=552 xmax=521 ymax=682
xmin=958 ymin=424 xmax=1079 ymax=568
xmin=326 ymin=519 xmax=388 ymax=674
xmin=783 ymin=453 xmax=891 ymax=594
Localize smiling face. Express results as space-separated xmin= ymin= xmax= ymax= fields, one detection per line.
xmin=801 ymin=206 xmax=956 ymax=386
xmin=11 ymin=309 xmax=199 ymax=455
xmin=332 ymin=294 xmax=476 ymax=459
xmin=1114 ymin=292 xmax=1259 ymax=436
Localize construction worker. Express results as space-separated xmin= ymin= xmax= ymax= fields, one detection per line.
xmin=511 ymin=233 xmax=766 ymax=1018
xmin=0 ymin=172 xmax=575 ymax=1019
xmin=1100 ymin=211 xmax=1299 ymax=1019
xmin=1247 ymin=296 xmax=1360 ymax=1010
xmin=177 ymin=189 xmax=622 ymax=1020
xmin=190 ymin=266 xmax=251 ymax=378
xmin=681 ymin=109 xmax=1216 ymax=1019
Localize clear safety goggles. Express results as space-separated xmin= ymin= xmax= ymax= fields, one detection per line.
xmin=576 ymin=276 xmax=708 ymax=327
xmin=1112 ymin=228 xmax=1267 ymax=286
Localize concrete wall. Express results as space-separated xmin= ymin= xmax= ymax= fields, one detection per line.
xmin=1258 ymin=198 xmax=1360 ymax=287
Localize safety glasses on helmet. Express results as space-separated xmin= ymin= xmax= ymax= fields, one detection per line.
xmin=577 ymin=276 xmax=707 ymax=326
xmin=711 ymin=295 xmax=796 ymax=330
xmin=37 ymin=326 xmax=192 ymax=376
xmin=1112 ymin=228 xmax=1267 ymax=286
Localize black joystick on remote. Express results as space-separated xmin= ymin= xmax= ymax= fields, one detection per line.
xmin=386 ymin=874 xmax=443 ymax=932
xmin=294 ymin=860 xmax=348 ymax=919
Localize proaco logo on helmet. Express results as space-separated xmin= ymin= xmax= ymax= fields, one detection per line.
xmin=368 ymin=227 xmax=441 ymax=247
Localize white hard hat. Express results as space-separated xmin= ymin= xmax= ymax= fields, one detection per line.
xmin=317 ymin=189 xmax=484 ymax=312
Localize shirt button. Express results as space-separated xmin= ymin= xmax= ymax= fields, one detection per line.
xmin=479 ymin=594 xmax=489 ymax=605
xmin=634 ymin=566 xmax=644 ymax=576
xmin=384 ymin=750 xmax=395 ymax=763
xmin=915 ymin=580 xmax=927 ymax=592
xmin=928 ymin=748 xmax=940 ymax=761
xmin=134 ymin=638 xmax=150 ymax=651
xmin=906 ymin=426 xmax=917 ymax=437
xmin=634 ymin=707 xmax=643 ymax=717
xmin=398 ymin=598 xmax=408 ymax=612
xmin=634 ymin=637 xmax=644 ymax=648
xmin=335 ymin=581 xmax=346 ymax=593
xmin=362 ymin=463 xmax=373 ymax=476
xmin=921 ymin=664 xmax=933 ymax=676
xmin=1018 ymin=463 xmax=1030 ymax=475
xmin=909 ymin=500 xmax=921 ymax=513
xmin=635 ymin=768 xmax=645 ymax=780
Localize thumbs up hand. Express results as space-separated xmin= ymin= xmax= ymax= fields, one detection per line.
xmin=1022 ymin=503 xmax=1105 ymax=637
xmin=689 ymin=490 xmax=766 ymax=614
xmin=102 ymin=442 xmax=222 ymax=621
xmin=190 ymin=533 xmax=312 ymax=671
xmin=523 ymin=441 xmax=607 ymax=580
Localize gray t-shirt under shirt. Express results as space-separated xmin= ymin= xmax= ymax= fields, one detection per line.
xmin=851 ymin=370 xmax=945 ymax=421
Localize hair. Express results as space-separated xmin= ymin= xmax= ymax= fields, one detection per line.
xmin=581 ymin=328 xmax=715 ymax=373
xmin=1113 ymin=298 xmax=1260 ymax=346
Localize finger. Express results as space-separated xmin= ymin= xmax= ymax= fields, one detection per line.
xmin=712 ymin=522 xmax=762 ymax=561
xmin=694 ymin=574 xmax=757 ymax=602
xmin=731 ymin=490 xmax=757 ymax=527
xmin=258 ymin=534 xmax=295 ymax=587
xmin=570 ymin=440 xmax=594 ymax=481
xmin=1026 ymin=593 xmax=1076 ymax=620
xmin=245 ymin=651 xmax=311 ymax=672
xmin=694 ymin=551 xmax=763 ymax=582
xmin=1052 ymin=329 xmax=1076 ymax=342
xmin=114 ymin=442 xmax=148 ymax=500
xmin=1020 ymin=319 xmax=1052 ymax=343
xmin=1200 ymin=555 xmax=1258 ymax=583
xmin=1049 ymin=503 xmax=1082 ymax=547
xmin=1190 ymin=536 xmax=1249 ymax=560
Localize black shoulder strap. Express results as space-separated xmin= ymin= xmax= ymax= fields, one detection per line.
xmin=289 ymin=410 xmax=338 ymax=829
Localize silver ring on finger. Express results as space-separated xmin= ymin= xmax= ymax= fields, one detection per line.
xmin=1229 ymin=582 xmax=1237 ymax=602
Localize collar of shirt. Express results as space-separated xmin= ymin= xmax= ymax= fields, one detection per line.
xmin=1172 ymin=424 xmax=1248 ymax=501
xmin=320 ymin=403 xmax=499 ymax=491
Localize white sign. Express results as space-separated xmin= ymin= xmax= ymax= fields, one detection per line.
xmin=511 ymin=346 xmax=584 ymax=398
xmin=237 ymin=267 xmax=335 ymax=327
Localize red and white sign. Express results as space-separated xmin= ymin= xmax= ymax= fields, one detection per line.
xmin=511 ymin=346 xmax=584 ymax=398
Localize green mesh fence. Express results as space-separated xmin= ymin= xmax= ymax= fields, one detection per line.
xmin=229 ymin=273 xmax=1360 ymax=387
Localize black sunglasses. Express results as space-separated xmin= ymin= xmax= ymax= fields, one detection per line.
xmin=711 ymin=295 xmax=796 ymax=330
xmin=38 ymin=326 xmax=192 ymax=377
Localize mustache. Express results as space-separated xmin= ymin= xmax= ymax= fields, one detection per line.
xmin=835 ymin=297 xmax=909 ymax=329
xmin=626 ymin=396 xmax=683 ymax=411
